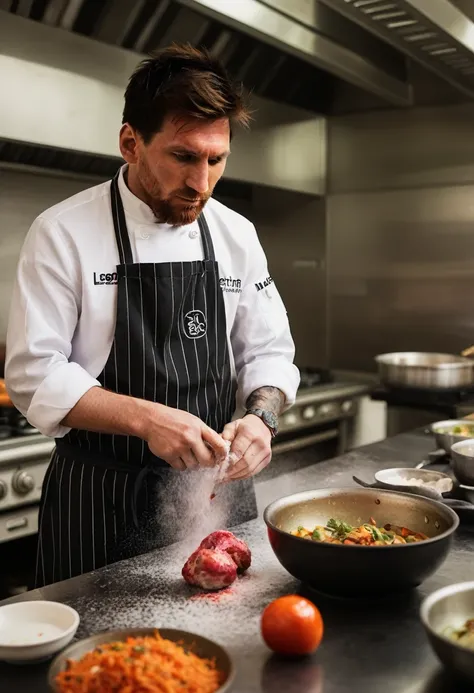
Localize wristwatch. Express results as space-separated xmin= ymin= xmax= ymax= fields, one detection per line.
xmin=245 ymin=408 xmax=279 ymax=438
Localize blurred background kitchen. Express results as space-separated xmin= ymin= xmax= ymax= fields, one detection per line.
xmin=2 ymin=0 xmax=474 ymax=596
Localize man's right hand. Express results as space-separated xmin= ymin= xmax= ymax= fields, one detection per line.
xmin=62 ymin=387 xmax=228 ymax=472
xmin=144 ymin=403 xmax=228 ymax=471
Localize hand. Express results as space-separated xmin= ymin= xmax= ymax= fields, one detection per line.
xmin=144 ymin=403 xmax=228 ymax=471
xmin=221 ymin=414 xmax=272 ymax=481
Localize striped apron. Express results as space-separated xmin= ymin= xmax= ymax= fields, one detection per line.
xmin=34 ymin=170 xmax=257 ymax=588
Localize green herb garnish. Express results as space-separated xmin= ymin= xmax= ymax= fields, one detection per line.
xmin=326 ymin=518 xmax=353 ymax=540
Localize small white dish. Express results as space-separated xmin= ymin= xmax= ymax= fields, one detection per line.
xmin=374 ymin=467 xmax=454 ymax=494
xmin=0 ymin=600 xmax=80 ymax=664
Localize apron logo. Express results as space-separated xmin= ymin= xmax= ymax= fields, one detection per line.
xmin=184 ymin=310 xmax=207 ymax=339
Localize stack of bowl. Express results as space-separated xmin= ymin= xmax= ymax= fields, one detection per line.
xmin=451 ymin=440 xmax=474 ymax=489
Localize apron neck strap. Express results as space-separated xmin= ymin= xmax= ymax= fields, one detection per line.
xmin=110 ymin=169 xmax=134 ymax=265
xmin=197 ymin=213 xmax=215 ymax=262
xmin=110 ymin=168 xmax=216 ymax=264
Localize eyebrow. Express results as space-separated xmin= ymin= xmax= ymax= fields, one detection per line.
xmin=169 ymin=146 xmax=231 ymax=159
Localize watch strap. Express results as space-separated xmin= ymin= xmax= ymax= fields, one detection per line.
xmin=245 ymin=408 xmax=278 ymax=437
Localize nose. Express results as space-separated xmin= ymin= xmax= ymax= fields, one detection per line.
xmin=186 ymin=162 xmax=209 ymax=195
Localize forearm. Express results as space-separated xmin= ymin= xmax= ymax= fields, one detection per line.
xmin=246 ymin=386 xmax=286 ymax=417
xmin=62 ymin=386 xmax=154 ymax=439
xmin=62 ymin=386 xmax=227 ymax=468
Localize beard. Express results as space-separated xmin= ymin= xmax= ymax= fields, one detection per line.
xmin=136 ymin=157 xmax=211 ymax=226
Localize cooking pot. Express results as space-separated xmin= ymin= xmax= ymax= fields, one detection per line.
xmin=264 ymin=488 xmax=458 ymax=596
xmin=375 ymin=352 xmax=474 ymax=390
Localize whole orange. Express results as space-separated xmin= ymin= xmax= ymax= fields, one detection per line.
xmin=261 ymin=595 xmax=324 ymax=656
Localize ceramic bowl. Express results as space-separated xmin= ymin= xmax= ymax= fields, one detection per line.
xmin=0 ymin=600 xmax=80 ymax=664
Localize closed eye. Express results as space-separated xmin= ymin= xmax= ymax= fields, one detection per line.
xmin=173 ymin=153 xmax=197 ymax=163
xmin=173 ymin=152 xmax=226 ymax=165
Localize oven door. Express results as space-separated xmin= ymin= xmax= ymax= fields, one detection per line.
xmin=256 ymin=419 xmax=350 ymax=482
xmin=273 ymin=417 xmax=353 ymax=457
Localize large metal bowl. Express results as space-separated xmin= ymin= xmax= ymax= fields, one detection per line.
xmin=263 ymin=488 xmax=459 ymax=597
xmin=451 ymin=440 xmax=474 ymax=486
xmin=375 ymin=352 xmax=474 ymax=390
xmin=420 ymin=582 xmax=474 ymax=684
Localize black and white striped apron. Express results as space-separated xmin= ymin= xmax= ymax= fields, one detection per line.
xmin=35 ymin=170 xmax=257 ymax=588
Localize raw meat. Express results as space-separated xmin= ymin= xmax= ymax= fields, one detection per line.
xmin=182 ymin=548 xmax=237 ymax=590
xmin=182 ymin=530 xmax=251 ymax=591
xmin=198 ymin=530 xmax=251 ymax=573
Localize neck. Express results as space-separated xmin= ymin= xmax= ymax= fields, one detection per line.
xmin=124 ymin=165 xmax=152 ymax=209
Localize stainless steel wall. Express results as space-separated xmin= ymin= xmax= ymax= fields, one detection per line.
xmin=327 ymin=102 xmax=474 ymax=372
xmin=251 ymin=187 xmax=328 ymax=369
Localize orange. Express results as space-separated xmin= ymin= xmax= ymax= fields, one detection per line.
xmin=261 ymin=595 xmax=324 ymax=656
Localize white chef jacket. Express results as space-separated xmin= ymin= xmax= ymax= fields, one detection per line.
xmin=5 ymin=166 xmax=300 ymax=438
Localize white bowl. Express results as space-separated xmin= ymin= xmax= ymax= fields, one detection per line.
xmin=0 ymin=600 xmax=80 ymax=663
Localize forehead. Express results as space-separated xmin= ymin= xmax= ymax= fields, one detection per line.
xmin=153 ymin=115 xmax=230 ymax=153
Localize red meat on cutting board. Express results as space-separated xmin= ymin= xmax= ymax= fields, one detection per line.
xmin=182 ymin=530 xmax=251 ymax=590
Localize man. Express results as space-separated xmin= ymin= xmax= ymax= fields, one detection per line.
xmin=5 ymin=44 xmax=299 ymax=587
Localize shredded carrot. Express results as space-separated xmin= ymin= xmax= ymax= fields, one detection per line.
xmin=55 ymin=631 xmax=223 ymax=693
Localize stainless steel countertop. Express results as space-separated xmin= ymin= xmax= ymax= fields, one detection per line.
xmin=0 ymin=428 xmax=470 ymax=693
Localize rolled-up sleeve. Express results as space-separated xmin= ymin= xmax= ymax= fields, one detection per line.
xmin=5 ymin=216 xmax=100 ymax=437
xmin=231 ymin=228 xmax=300 ymax=410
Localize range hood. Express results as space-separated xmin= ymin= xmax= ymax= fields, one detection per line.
xmin=0 ymin=2 xmax=413 ymax=183
xmin=1 ymin=0 xmax=411 ymax=112
xmin=319 ymin=0 xmax=474 ymax=100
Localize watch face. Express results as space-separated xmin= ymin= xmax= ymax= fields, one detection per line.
xmin=262 ymin=411 xmax=278 ymax=433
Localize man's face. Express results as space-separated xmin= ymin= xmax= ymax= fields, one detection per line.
xmin=120 ymin=114 xmax=230 ymax=226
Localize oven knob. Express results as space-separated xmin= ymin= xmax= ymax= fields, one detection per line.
xmin=0 ymin=480 xmax=7 ymax=500
xmin=302 ymin=406 xmax=316 ymax=420
xmin=342 ymin=400 xmax=353 ymax=413
xmin=283 ymin=412 xmax=298 ymax=426
xmin=12 ymin=471 xmax=35 ymax=495
xmin=318 ymin=404 xmax=332 ymax=417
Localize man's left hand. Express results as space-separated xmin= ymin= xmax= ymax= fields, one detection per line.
xmin=221 ymin=414 xmax=272 ymax=481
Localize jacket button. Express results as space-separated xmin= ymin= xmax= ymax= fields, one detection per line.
xmin=189 ymin=229 xmax=198 ymax=239
xmin=141 ymin=231 xmax=150 ymax=240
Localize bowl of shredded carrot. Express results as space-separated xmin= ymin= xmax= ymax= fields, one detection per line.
xmin=47 ymin=628 xmax=234 ymax=693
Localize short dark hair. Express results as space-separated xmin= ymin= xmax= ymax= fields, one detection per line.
xmin=122 ymin=43 xmax=251 ymax=143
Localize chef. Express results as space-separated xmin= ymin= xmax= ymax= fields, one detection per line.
xmin=5 ymin=44 xmax=300 ymax=588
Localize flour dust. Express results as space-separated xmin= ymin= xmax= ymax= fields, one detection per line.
xmin=153 ymin=441 xmax=238 ymax=560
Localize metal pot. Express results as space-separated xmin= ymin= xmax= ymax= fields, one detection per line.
xmin=431 ymin=420 xmax=474 ymax=454
xmin=264 ymin=488 xmax=458 ymax=597
xmin=420 ymin=581 xmax=474 ymax=685
xmin=375 ymin=352 xmax=474 ymax=390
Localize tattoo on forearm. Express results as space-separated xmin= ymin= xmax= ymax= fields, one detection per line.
xmin=246 ymin=387 xmax=286 ymax=416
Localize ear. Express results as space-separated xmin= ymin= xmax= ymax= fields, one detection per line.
xmin=119 ymin=124 xmax=139 ymax=164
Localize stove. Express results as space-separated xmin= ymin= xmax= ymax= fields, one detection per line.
xmin=0 ymin=411 xmax=54 ymax=543
xmin=298 ymin=367 xmax=334 ymax=390
xmin=372 ymin=384 xmax=474 ymax=413
xmin=273 ymin=367 xmax=366 ymax=457
xmin=0 ymin=406 xmax=38 ymax=440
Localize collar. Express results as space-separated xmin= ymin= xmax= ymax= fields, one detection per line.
xmin=117 ymin=164 xmax=158 ymax=225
